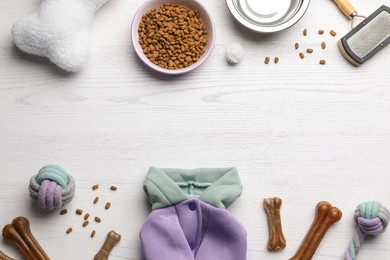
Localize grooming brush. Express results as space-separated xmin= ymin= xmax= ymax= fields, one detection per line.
xmin=332 ymin=0 xmax=390 ymax=66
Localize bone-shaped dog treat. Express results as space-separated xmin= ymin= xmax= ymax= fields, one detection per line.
xmin=94 ymin=230 xmax=121 ymax=260
xmin=12 ymin=0 xmax=110 ymax=72
xmin=290 ymin=201 xmax=342 ymax=260
xmin=263 ymin=197 xmax=286 ymax=250
xmin=0 ymin=250 xmax=15 ymax=260
xmin=2 ymin=217 xmax=49 ymax=260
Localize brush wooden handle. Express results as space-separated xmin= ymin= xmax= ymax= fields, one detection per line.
xmin=332 ymin=0 xmax=356 ymax=18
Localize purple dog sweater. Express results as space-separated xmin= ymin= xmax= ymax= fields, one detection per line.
xmin=140 ymin=167 xmax=247 ymax=260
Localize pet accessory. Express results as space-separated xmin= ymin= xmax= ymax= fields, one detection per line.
xmin=94 ymin=230 xmax=121 ymax=260
xmin=29 ymin=165 xmax=75 ymax=210
xmin=131 ymin=0 xmax=216 ymax=75
xmin=12 ymin=0 xmax=110 ymax=72
xmin=140 ymin=167 xmax=247 ymax=260
xmin=2 ymin=217 xmax=50 ymax=260
xmin=332 ymin=0 xmax=390 ymax=66
xmin=290 ymin=201 xmax=342 ymax=260
xmin=0 ymin=250 xmax=14 ymax=260
xmin=344 ymin=201 xmax=390 ymax=260
xmin=226 ymin=0 xmax=310 ymax=33
xmin=226 ymin=43 xmax=244 ymax=64
xmin=263 ymin=197 xmax=286 ymax=251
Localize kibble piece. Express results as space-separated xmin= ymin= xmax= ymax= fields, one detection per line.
xmin=321 ymin=42 xmax=326 ymax=49
xmin=82 ymin=220 xmax=89 ymax=227
xmin=318 ymin=30 xmax=324 ymax=35
xmin=110 ymin=186 xmax=117 ymax=191
xmin=306 ymin=48 xmax=313 ymax=53
xmin=299 ymin=52 xmax=305 ymax=59
xmin=330 ymin=30 xmax=337 ymax=36
xmin=76 ymin=209 xmax=83 ymax=215
xmin=92 ymin=184 xmax=99 ymax=190
xmin=84 ymin=213 xmax=90 ymax=220
xmin=295 ymin=42 xmax=299 ymax=49
xmin=90 ymin=230 xmax=96 ymax=238
xmin=105 ymin=202 xmax=111 ymax=210
xmin=95 ymin=217 xmax=101 ymax=223
xmin=274 ymin=57 xmax=279 ymax=64
xmin=320 ymin=60 xmax=326 ymax=65
xmin=93 ymin=197 xmax=99 ymax=204
xmin=66 ymin=227 xmax=73 ymax=234
xmin=264 ymin=56 xmax=270 ymax=64
xmin=303 ymin=29 xmax=308 ymax=36
xmin=60 ymin=209 xmax=68 ymax=215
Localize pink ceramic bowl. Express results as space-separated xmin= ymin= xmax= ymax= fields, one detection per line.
xmin=131 ymin=0 xmax=216 ymax=75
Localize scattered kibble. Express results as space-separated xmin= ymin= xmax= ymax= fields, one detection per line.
xmin=320 ymin=60 xmax=326 ymax=65
xmin=330 ymin=30 xmax=337 ymax=36
xmin=321 ymin=42 xmax=326 ymax=49
xmin=264 ymin=56 xmax=270 ymax=64
xmin=303 ymin=29 xmax=307 ymax=36
xmin=295 ymin=43 xmax=299 ymax=49
xmin=274 ymin=57 xmax=279 ymax=64
xmin=299 ymin=52 xmax=305 ymax=59
xmin=65 ymin=184 xmax=119 ymax=239
xmin=306 ymin=48 xmax=313 ymax=54
xmin=318 ymin=30 xmax=324 ymax=35
xmin=138 ymin=4 xmax=208 ymax=70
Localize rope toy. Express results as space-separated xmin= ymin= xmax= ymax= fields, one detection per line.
xmin=345 ymin=201 xmax=390 ymax=260
xmin=29 ymin=165 xmax=75 ymax=210
xmin=226 ymin=43 xmax=244 ymax=64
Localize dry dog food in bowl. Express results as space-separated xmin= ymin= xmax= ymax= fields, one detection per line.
xmin=132 ymin=0 xmax=215 ymax=75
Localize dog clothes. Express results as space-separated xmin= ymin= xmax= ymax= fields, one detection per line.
xmin=140 ymin=167 xmax=247 ymax=260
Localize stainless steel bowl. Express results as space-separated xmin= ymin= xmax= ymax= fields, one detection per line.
xmin=226 ymin=0 xmax=310 ymax=33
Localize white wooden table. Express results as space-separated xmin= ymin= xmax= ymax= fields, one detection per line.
xmin=1 ymin=0 xmax=390 ymax=259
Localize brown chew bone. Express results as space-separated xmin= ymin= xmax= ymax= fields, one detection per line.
xmin=290 ymin=201 xmax=342 ymax=260
xmin=0 ymin=250 xmax=15 ymax=260
xmin=263 ymin=197 xmax=286 ymax=250
xmin=2 ymin=217 xmax=49 ymax=260
xmin=94 ymin=230 xmax=121 ymax=260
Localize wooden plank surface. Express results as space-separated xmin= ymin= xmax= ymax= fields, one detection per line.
xmin=0 ymin=0 xmax=389 ymax=259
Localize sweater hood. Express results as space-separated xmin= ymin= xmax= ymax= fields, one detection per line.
xmin=144 ymin=167 xmax=242 ymax=210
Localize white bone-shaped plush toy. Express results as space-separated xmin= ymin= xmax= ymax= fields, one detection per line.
xmin=12 ymin=0 xmax=110 ymax=72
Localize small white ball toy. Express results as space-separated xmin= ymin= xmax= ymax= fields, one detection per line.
xmin=226 ymin=43 xmax=244 ymax=64
xmin=11 ymin=0 xmax=110 ymax=72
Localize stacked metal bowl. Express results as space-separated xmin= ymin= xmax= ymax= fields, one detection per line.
xmin=226 ymin=0 xmax=310 ymax=33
